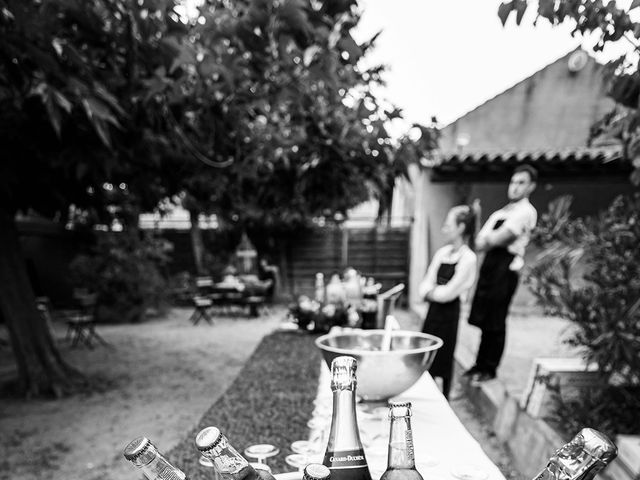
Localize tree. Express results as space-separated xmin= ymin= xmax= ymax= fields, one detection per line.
xmin=164 ymin=0 xmax=437 ymax=280
xmin=0 ymin=0 xmax=206 ymax=396
xmin=0 ymin=0 xmax=435 ymax=395
xmin=497 ymin=0 xmax=640 ymax=183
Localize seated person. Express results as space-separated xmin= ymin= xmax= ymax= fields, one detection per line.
xmin=258 ymin=258 xmax=279 ymax=301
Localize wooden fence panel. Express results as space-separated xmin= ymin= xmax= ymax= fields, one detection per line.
xmin=289 ymin=226 xmax=410 ymax=303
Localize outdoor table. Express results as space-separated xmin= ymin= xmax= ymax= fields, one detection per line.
xmin=207 ymin=281 xmax=269 ymax=317
xmin=286 ymin=363 xmax=506 ymax=480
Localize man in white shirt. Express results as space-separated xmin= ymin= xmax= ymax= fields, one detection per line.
xmin=465 ymin=165 xmax=538 ymax=384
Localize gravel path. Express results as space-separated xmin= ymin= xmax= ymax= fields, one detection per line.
xmin=0 ymin=307 xmax=281 ymax=480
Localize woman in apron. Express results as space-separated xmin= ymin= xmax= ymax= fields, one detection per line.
xmin=419 ymin=205 xmax=477 ymax=399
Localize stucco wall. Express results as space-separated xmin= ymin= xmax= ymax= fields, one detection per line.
xmin=439 ymin=51 xmax=614 ymax=153
xmin=409 ymin=167 xmax=464 ymax=309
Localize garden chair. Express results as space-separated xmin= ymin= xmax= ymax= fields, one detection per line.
xmin=64 ymin=292 xmax=111 ymax=349
xmin=188 ymin=295 xmax=215 ymax=325
xmin=187 ymin=276 xmax=216 ymax=325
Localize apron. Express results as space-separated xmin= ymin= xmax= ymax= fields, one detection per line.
xmin=467 ymin=219 xmax=518 ymax=331
xmin=421 ymin=262 xmax=459 ymax=380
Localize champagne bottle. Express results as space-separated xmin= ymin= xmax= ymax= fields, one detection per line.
xmin=304 ymin=463 xmax=331 ymax=480
xmin=195 ymin=426 xmax=276 ymax=480
xmin=533 ymin=428 xmax=617 ymax=480
xmin=380 ymin=402 xmax=423 ymax=480
xmin=123 ymin=436 xmax=188 ymax=480
xmin=322 ymin=356 xmax=372 ymax=480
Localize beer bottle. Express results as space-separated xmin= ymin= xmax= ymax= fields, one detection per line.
xmin=322 ymin=356 xmax=372 ymax=480
xmin=304 ymin=463 xmax=331 ymax=480
xmin=532 ymin=428 xmax=617 ymax=480
xmin=123 ymin=436 xmax=188 ymax=480
xmin=195 ymin=426 xmax=276 ymax=480
xmin=380 ymin=402 xmax=423 ymax=480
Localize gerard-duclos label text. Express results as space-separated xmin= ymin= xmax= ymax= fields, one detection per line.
xmin=324 ymin=448 xmax=368 ymax=469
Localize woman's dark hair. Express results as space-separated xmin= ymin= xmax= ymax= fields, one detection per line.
xmin=451 ymin=205 xmax=476 ymax=248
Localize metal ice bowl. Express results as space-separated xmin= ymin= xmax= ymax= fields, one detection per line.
xmin=314 ymin=329 xmax=443 ymax=401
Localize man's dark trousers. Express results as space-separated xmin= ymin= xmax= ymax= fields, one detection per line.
xmin=467 ymin=248 xmax=519 ymax=376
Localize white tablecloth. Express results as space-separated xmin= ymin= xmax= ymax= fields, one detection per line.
xmin=297 ymin=363 xmax=506 ymax=480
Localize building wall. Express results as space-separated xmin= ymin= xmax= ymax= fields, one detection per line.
xmin=409 ymin=166 xmax=462 ymax=310
xmin=439 ymin=51 xmax=614 ymax=153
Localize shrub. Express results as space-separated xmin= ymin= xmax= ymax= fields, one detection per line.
xmin=70 ymin=232 xmax=173 ymax=323
xmin=546 ymin=384 xmax=640 ymax=440
xmin=527 ymin=194 xmax=640 ymax=435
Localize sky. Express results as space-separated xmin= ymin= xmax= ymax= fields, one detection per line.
xmin=352 ymin=0 xmax=637 ymax=135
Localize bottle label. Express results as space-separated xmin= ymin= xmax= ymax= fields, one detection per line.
xmin=156 ymin=464 xmax=186 ymax=480
xmin=324 ymin=448 xmax=369 ymax=469
xmin=405 ymin=430 xmax=415 ymax=461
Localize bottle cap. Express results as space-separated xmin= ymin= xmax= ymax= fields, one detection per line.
xmin=123 ymin=437 xmax=152 ymax=461
xmin=330 ymin=356 xmax=357 ymax=390
xmin=388 ymin=401 xmax=412 ymax=417
xmin=304 ymin=463 xmax=331 ymax=480
xmin=551 ymin=428 xmax=618 ymax=479
xmin=577 ymin=428 xmax=617 ymax=464
xmin=195 ymin=426 xmax=223 ymax=452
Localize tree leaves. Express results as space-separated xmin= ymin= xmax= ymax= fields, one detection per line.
xmin=504 ymin=0 xmax=640 ymax=184
xmin=0 ymin=0 xmax=433 ymax=239
xmin=498 ymin=0 xmax=528 ymax=26
xmin=498 ymin=2 xmax=515 ymax=26
xmin=275 ymin=0 xmax=313 ymax=47
xmin=303 ymin=45 xmax=322 ymax=66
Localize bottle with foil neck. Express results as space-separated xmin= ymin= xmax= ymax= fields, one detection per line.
xmin=380 ymin=402 xmax=423 ymax=480
xmin=533 ymin=428 xmax=617 ymax=480
xmin=195 ymin=426 xmax=276 ymax=480
xmin=322 ymin=356 xmax=372 ymax=480
xmin=123 ymin=436 xmax=188 ymax=480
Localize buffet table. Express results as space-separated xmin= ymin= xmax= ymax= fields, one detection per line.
xmin=285 ymin=363 xmax=506 ymax=480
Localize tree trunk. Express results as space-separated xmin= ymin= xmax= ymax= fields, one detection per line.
xmin=277 ymin=237 xmax=291 ymax=299
xmin=189 ymin=209 xmax=206 ymax=275
xmin=0 ymin=209 xmax=83 ymax=397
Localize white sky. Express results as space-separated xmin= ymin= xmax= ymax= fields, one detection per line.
xmin=180 ymin=0 xmax=638 ymax=135
xmin=353 ymin=0 xmax=637 ymax=134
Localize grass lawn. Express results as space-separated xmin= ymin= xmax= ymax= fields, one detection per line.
xmin=169 ymin=330 xmax=322 ymax=477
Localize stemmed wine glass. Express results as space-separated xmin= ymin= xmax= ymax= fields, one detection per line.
xmin=244 ymin=444 xmax=280 ymax=473
xmin=286 ymin=416 xmax=329 ymax=470
xmin=284 ymin=453 xmax=311 ymax=472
